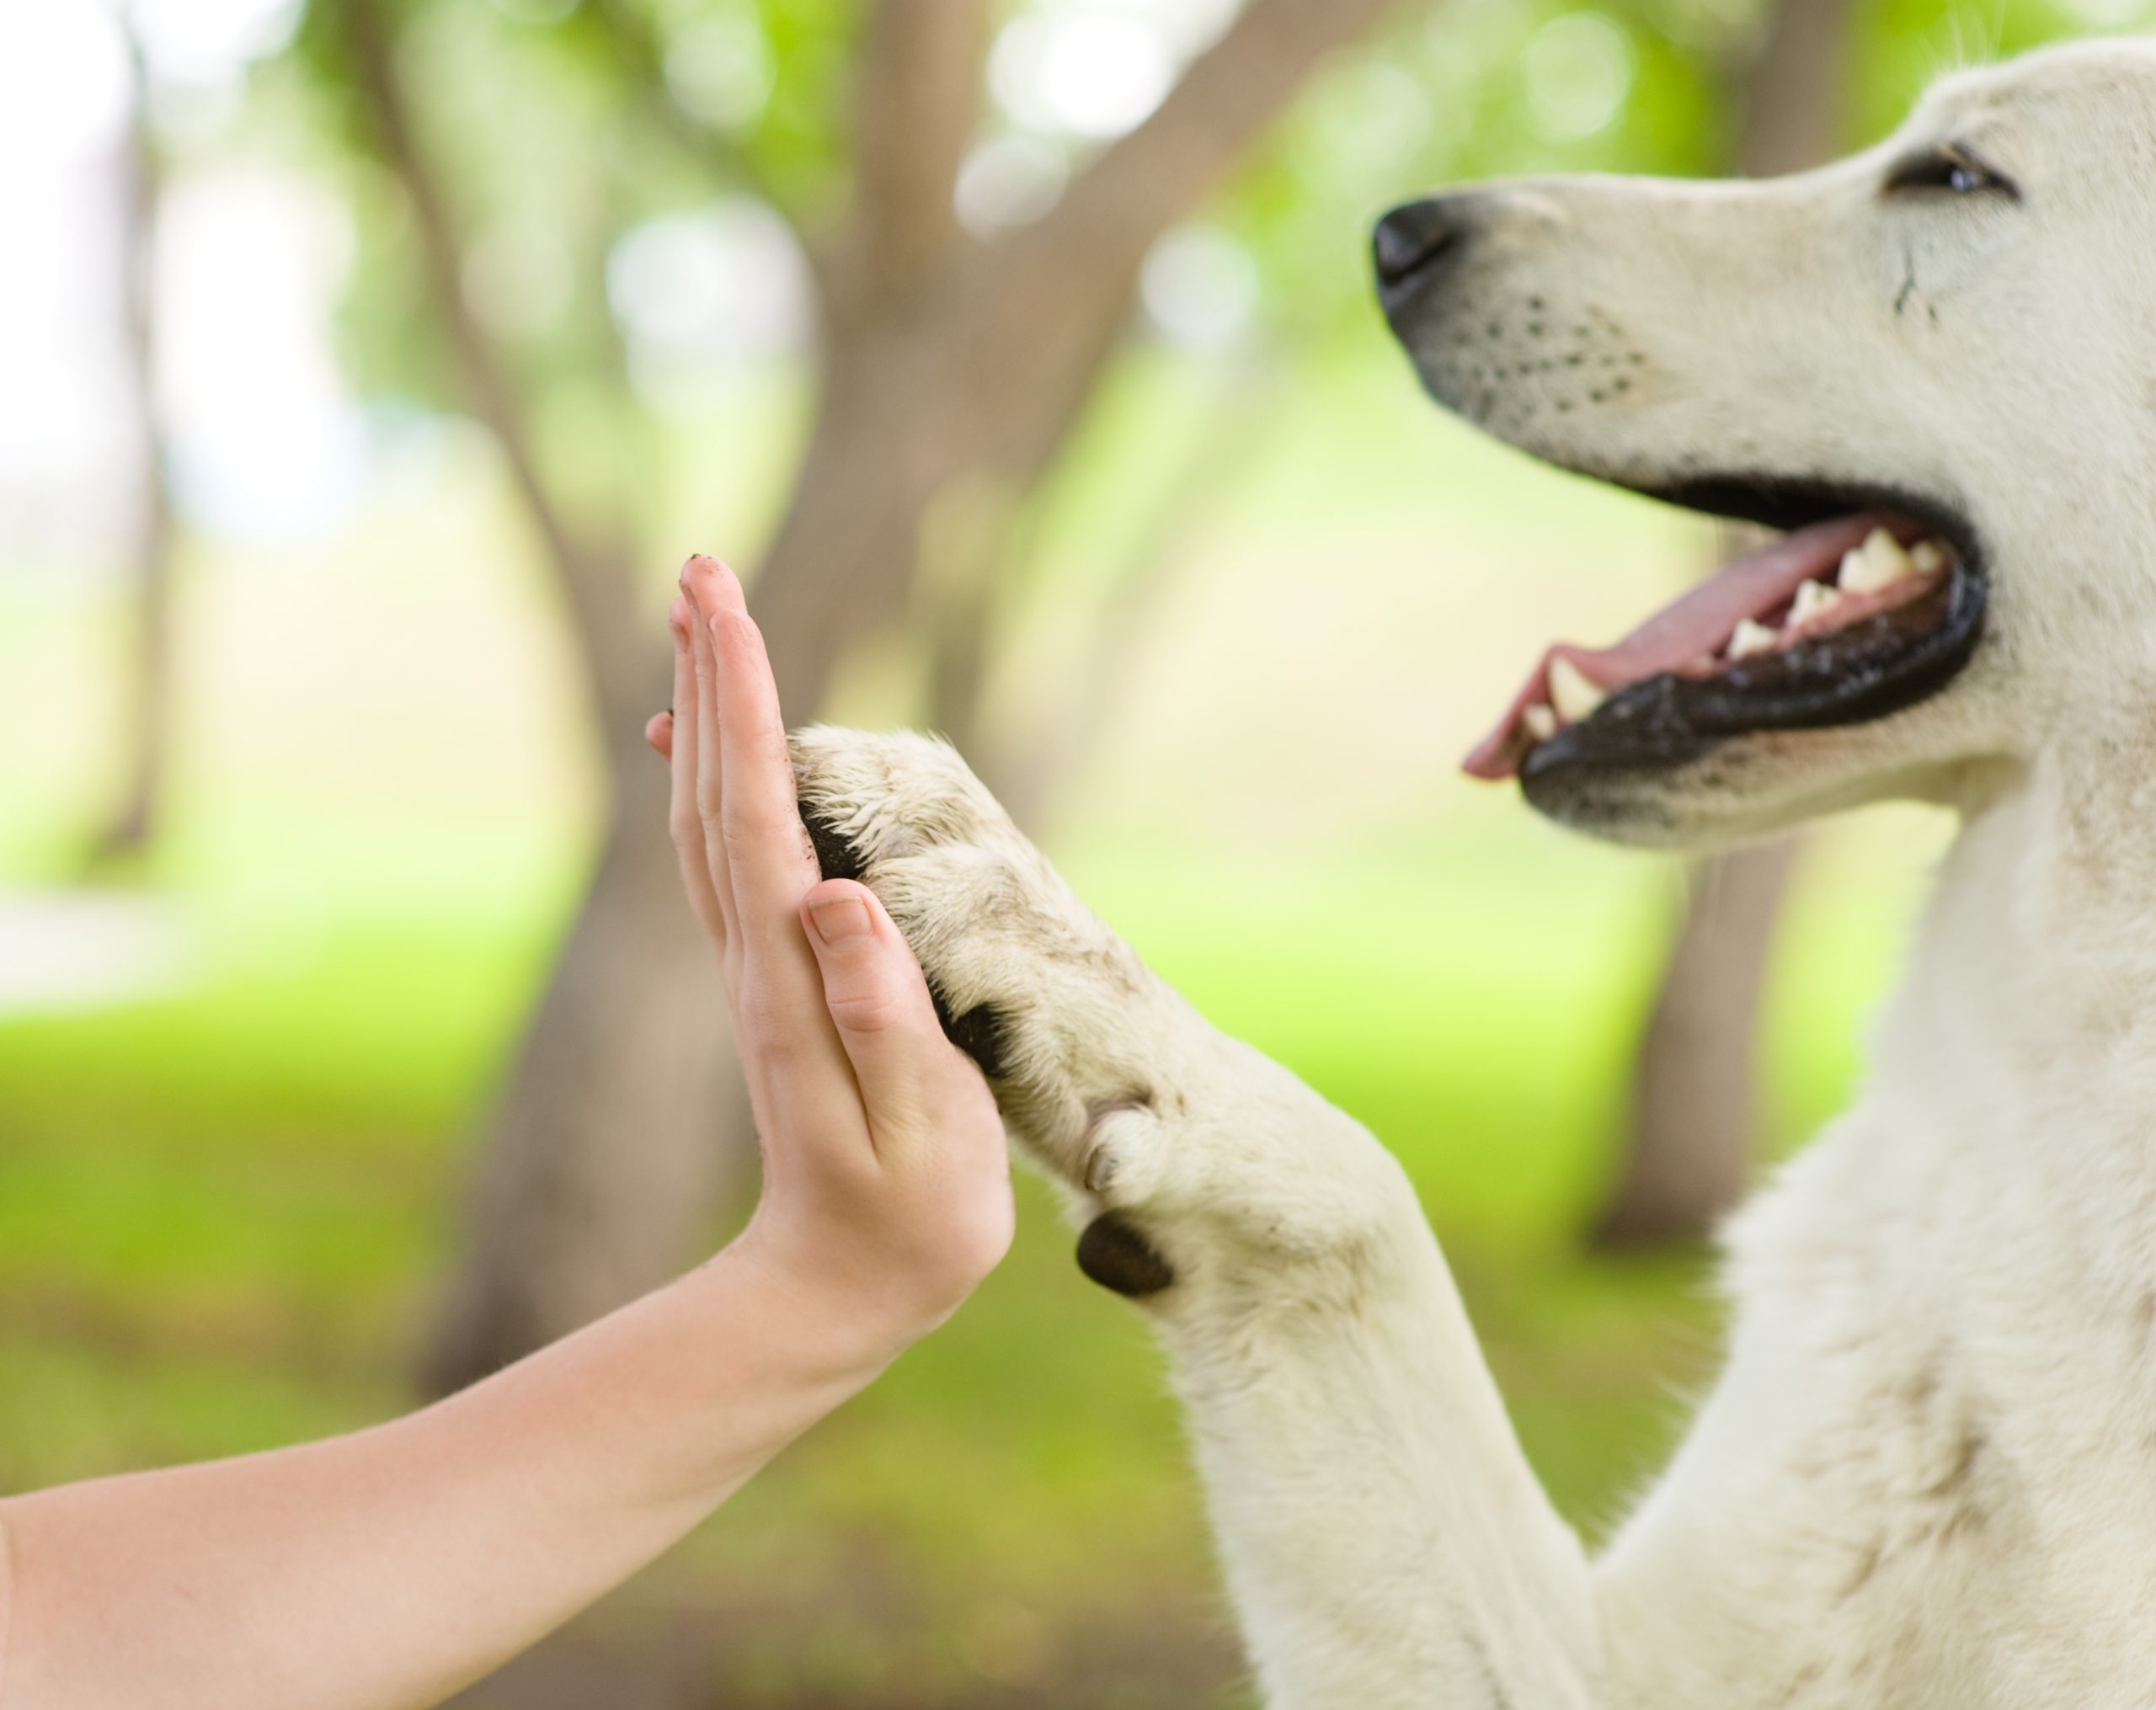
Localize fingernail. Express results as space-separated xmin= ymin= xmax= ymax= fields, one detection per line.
xmin=807 ymin=895 xmax=873 ymax=943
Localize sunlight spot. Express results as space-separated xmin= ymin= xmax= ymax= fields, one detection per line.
xmin=956 ymin=132 xmax=1070 ymax=236
xmin=1523 ymin=11 xmax=1636 ymax=142
xmin=1143 ymin=225 xmax=1258 ymax=350
xmin=463 ymin=220 xmax=574 ymax=340
xmin=160 ymin=168 xmax=364 ymax=540
xmin=1314 ymin=61 xmax=1433 ymax=174
xmin=607 ymin=198 xmax=810 ymax=408
xmin=0 ymin=6 xmax=130 ymax=163
xmin=991 ymin=10 xmax=1173 ymax=140
xmin=664 ymin=13 xmax=774 ymax=131
xmin=132 ymin=0 xmax=301 ymax=88
xmin=0 ymin=893 xmax=200 ymax=1020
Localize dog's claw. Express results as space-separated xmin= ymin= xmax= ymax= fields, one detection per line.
xmin=1075 ymin=1214 xmax=1177 ymax=1297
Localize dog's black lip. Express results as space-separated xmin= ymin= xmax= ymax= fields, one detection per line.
xmin=1517 ymin=472 xmax=1990 ymax=794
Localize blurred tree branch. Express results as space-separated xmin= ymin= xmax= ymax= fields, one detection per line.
xmin=1737 ymin=0 xmax=1865 ymax=179
xmin=337 ymin=0 xmax=643 ymax=724
xmin=88 ymin=9 xmax=177 ymax=865
xmin=1013 ymin=0 xmax=1398 ymax=307
xmin=755 ymin=0 xmax=1404 ymax=712
xmin=588 ymin=0 xmax=789 ymax=221
xmin=825 ymin=0 xmax=990 ymax=327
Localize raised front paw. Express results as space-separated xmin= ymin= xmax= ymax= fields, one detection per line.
xmin=791 ymin=727 xmax=1407 ymax=1300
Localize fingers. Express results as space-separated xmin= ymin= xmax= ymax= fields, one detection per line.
xmin=656 ymin=561 xmax=995 ymax=1212
xmin=680 ymin=556 xmax=860 ymax=1143
xmin=685 ymin=564 xmax=740 ymax=950
xmin=801 ymin=880 xmax=976 ymax=1142
xmin=684 ymin=557 xmax=819 ymax=942
xmin=663 ymin=596 xmax=726 ymax=946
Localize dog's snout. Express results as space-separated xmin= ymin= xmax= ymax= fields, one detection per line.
xmin=1373 ymin=199 xmax=1463 ymax=297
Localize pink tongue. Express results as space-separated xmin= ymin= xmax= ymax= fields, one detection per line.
xmin=1462 ymin=514 xmax=1898 ymax=781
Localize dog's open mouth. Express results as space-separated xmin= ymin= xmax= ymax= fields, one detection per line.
xmin=1465 ymin=501 xmax=1988 ymax=784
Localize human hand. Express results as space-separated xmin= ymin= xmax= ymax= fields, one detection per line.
xmin=645 ymin=557 xmax=1014 ymax=1367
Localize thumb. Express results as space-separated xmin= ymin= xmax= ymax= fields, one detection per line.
xmin=800 ymin=879 xmax=951 ymax=1131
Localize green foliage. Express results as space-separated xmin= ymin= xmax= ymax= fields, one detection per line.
xmin=1204 ymin=0 xmax=2156 ymax=343
xmin=268 ymin=0 xmax=2156 ymax=458
xmin=1854 ymin=0 xmax=2156 ymax=143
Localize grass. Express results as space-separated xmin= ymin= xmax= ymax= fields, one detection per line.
xmin=0 ymin=347 xmax=1953 ymax=1705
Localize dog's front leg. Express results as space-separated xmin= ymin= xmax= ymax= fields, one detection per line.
xmin=1123 ymin=1042 xmax=1604 ymax=1708
xmin=793 ymin=729 xmax=1604 ymax=1709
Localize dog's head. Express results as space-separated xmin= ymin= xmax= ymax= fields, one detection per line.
xmin=1380 ymin=39 xmax=2156 ymax=849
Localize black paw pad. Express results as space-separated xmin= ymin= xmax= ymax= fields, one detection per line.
xmin=1075 ymin=1214 xmax=1176 ymax=1297
xmin=799 ymin=801 xmax=867 ymax=884
xmin=929 ymin=988 xmax=1010 ymax=1080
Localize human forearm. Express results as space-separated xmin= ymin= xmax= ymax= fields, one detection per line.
xmin=0 ymin=1244 xmax=889 ymax=1710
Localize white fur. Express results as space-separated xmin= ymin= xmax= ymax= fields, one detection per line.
xmin=794 ymin=40 xmax=2156 ymax=1707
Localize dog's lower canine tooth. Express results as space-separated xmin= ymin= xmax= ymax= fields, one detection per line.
xmin=1911 ymin=539 xmax=1950 ymax=576
xmin=1790 ymin=579 xmax=1841 ymax=626
xmin=1838 ymin=528 xmax=1918 ymax=594
xmin=1548 ymin=657 xmax=1606 ymax=723
xmin=1522 ymin=703 xmax=1559 ymax=742
xmin=1729 ymin=618 xmax=1776 ymax=660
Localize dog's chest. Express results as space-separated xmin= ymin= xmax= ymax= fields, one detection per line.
xmin=1731 ymin=1105 xmax=2156 ymax=1705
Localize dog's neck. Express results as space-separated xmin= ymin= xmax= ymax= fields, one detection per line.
xmin=1865 ymin=741 xmax=2156 ymax=1247
xmin=1723 ymin=743 xmax=2156 ymax=1462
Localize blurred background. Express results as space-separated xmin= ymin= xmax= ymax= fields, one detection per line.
xmin=0 ymin=0 xmax=2140 ymax=1702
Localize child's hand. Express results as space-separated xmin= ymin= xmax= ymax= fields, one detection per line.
xmin=644 ymin=557 xmax=1013 ymax=1366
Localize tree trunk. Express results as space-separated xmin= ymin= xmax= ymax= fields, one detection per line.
xmin=1593 ymin=0 xmax=1859 ymax=1247
xmin=424 ymin=750 xmax=742 ymax=1390
xmin=1732 ymin=0 xmax=1864 ymax=182
xmin=1597 ymin=839 xmax=1799 ymax=1243
xmin=89 ymin=21 xmax=175 ymax=863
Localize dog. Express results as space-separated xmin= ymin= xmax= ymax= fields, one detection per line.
xmin=792 ymin=38 xmax=2156 ymax=1707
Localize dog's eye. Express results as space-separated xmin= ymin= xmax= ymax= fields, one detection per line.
xmin=1884 ymin=145 xmax=2015 ymax=200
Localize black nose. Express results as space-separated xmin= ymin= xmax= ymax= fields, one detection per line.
xmin=1372 ymin=200 xmax=1459 ymax=292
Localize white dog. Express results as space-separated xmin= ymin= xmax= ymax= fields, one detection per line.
xmin=792 ymin=39 xmax=2156 ymax=1707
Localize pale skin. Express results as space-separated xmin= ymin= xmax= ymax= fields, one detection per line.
xmin=0 ymin=557 xmax=1011 ymax=1709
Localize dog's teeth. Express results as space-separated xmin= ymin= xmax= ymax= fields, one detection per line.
xmin=1728 ymin=618 xmax=1777 ymax=660
xmin=1911 ymin=539 xmax=1950 ymax=576
xmin=1838 ymin=528 xmax=1917 ymax=594
xmin=1522 ymin=703 xmax=1558 ymax=743
xmin=1548 ymin=657 xmax=1606 ymax=723
xmin=1790 ymin=579 xmax=1841 ymax=626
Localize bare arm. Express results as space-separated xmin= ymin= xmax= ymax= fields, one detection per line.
xmin=1 ymin=1251 xmax=887 ymax=1709
xmin=0 ymin=560 xmax=1012 ymax=1710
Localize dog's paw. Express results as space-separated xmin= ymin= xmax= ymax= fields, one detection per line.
xmin=791 ymin=727 xmax=1188 ymax=1289
xmin=791 ymin=727 xmax=1406 ymax=1299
